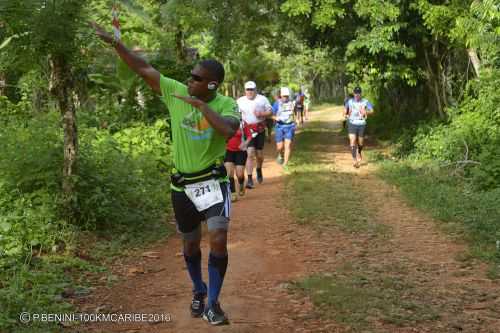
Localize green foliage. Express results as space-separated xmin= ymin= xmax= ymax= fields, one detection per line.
xmin=77 ymin=120 xmax=171 ymax=229
xmin=451 ymin=0 xmax=500 ymax=65
xmin=0 ymin=112 xmax=62 ymax=193
xmin=0 ymin=95 xmax=30 ymax=117
xmin=0 ymin=255 xmax=104 ymax=332
xmin=278 ymin=43 xmax=338 ymax=91
xmin=0 ymin=112 xmax=66 ymax=263
xmin=410 ymin=70 xmax=500 ymax=189
xmin=0 ymin=188 xmax=64 ymax=259
xmin=0 ymin=0 xmax=499 ymax=328
xmin=0 ymin=108 xmax=171 ymax=260
xmin=0 ymin=105 xmax=172 ymax=330
xmin=1 ymin=0 xmax=88 ymax=65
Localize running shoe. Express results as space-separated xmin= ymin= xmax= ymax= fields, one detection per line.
xmin=203 ymin=302 xmax=229 ymax=325
xmin=357 ymin=150 xmax=363 ymax=162
xmin=190 ymin=290 xmax=207 ymax=318
xmin=276 ymin=154 xmax=284 ymax=165
xmin=231 ymin=193 xmax=238 ymax=202
xmin=246 ymin=178 xmax=255 ymax=189
xmin=256 ymin=169 xmax=263 ymax=184
xmin=238 ymin=184 xmax=245 ymax=196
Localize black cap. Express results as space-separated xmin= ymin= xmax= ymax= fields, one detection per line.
xmin=353 ymin=86 xmax=362 ymax=94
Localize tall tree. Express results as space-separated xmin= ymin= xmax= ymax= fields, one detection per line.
xmin=1 ymin=0 xmax=88 ymax=220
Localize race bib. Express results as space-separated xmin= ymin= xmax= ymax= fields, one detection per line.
xmin=184 ymin=179 xmax=223 ymax=211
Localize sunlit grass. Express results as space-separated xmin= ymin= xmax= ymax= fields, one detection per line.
xmin=292 ymin=263 xmax=440 ymax=331
xmin=377 ymin=160 xmax=500 ymax=269
xmin=285 ymin=111 xmax=388 ymax=235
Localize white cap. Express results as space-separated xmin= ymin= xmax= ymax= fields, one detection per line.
xmin=280 ymin=87 xmax=290 ymax=96
xmin=244 ymin=81 xmax=257 ymax=89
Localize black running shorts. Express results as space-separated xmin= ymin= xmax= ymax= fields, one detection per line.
xmin=224 ymin=150 xmax=248 ymax=166
xmin=248 ymin=131 xmax=266 ymax=150
xmin=171 ymin=182 xmax=231 ymax=237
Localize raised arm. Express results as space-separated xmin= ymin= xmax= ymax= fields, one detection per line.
xmin=91 ymin=22 xmax=160 ymax=94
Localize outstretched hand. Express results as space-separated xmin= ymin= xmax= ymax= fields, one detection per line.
xmin=172 ymin=94 xmax=205 ymax=109
xmin=89 ymin=21 xmax=113 ymax=44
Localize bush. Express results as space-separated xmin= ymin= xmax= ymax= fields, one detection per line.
xmin=0 ymin=108 xmax=173 ymax=332
xmin=77 ymin=120 xmax=171 ymax=229
xmin=409 ymin=71 xmax=500 ymax=190
xmin=0 ymin=111 xmax=172 ymax=265
xmin=0 ymin=112 xmax=66 ymax=264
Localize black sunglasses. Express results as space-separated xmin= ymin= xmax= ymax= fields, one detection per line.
xmin=245 ymin=88 xmax=255 ymax=91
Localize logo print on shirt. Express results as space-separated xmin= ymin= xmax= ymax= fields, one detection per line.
xmin=181 ymin=110 xmax=213 ymax=140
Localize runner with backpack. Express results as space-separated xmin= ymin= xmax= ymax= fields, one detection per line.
xmin=273 ymin=87 xmax=296 ymax=167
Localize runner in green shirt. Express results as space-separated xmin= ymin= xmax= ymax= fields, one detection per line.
xmin=93 ymin=23 xmax=239 ymax=326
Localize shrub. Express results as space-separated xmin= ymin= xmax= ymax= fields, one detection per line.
xmin=0 ymin=111 xmax=172 ymax=264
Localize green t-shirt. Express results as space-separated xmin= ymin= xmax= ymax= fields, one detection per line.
xmin=159 ymin=75 xmax=239 ymax=173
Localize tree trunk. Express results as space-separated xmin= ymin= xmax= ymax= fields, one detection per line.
xmin=0 ymin=73 xmax=5 ymax=96
xmin=467 ymin=48 xmax=480 ymax=78
xmin=424 ymin=47 xmax=445 ymax=119
xmin=175 ymin=27 xmax=186 ymax=63
xmin=49 ymin=54 xmax=78 ymax=221
xmin=231 ymin=83 xmax=236 ymax=99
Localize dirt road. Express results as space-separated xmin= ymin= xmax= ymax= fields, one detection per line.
xmin=76 ymin=107 xmax=499 ymax=333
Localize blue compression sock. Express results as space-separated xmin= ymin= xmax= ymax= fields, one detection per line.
xmin=351 ymin=146 xmax=357 ymax=159
xmin=208 ymin=252 xmax=228 ymax=307
xmin=184 ymin=251 xmax=207 ymax=294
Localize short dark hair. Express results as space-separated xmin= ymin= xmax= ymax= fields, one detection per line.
xmin=353 ymin=86 xmax=362 ymax=94
xmin=198 ymin=59 xmax=225 ymax=83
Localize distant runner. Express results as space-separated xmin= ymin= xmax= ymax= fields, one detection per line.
xmin=294 ymin=89 xmax=305 ymax=126
xmin=237 ymin=81 xmax=273 ymax=188
xmin=304 ymin=88 xmax=311 ymax=121
xmin=344 ymin=86 xmax=374 ymax=168
xmin=224 ymin=121 xmax=252 ymax=201
xmin=273 ymin=87 xmax=296 ymax=167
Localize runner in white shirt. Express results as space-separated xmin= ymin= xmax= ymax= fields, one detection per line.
xmin=344 ymin=86 xmax=374 ymax=168
xmin=237 ymin=81 xmax=273 ymax=188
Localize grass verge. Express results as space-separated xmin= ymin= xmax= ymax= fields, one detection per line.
xmin=292 ymin=263 xmax=440 ymax=332
xmin=376 ymin=160 xmax=500 ymax=275
xmin=285 ymin=109 xmax=388 ymax=236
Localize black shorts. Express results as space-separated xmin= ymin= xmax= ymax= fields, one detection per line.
xmin=347 ymin=123 xmax=366 ymax=137
xmin=248 ymin=131 xmax=266 ymax=150
xmin=295 ymin=106 xmax=304 ymax=116
xmin=171 ymin=181 xmax=231 ymax=238
xmin=224 ymin=150 xmax=247 ymax=166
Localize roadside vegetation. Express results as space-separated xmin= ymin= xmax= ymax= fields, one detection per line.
xmin=1 ymin=0 xmax=498 ymax=331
